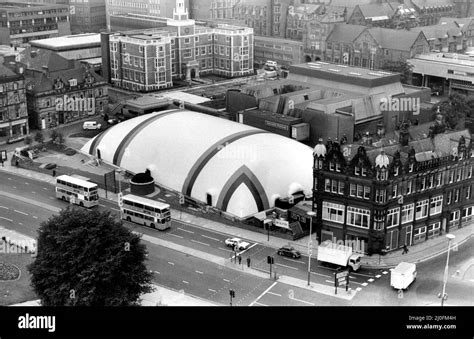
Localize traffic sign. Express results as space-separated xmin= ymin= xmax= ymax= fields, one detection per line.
xmin=336 ymin=271 xmax=349 ymax=279
xmin=308 ymin=248 xmax=312 ymax=256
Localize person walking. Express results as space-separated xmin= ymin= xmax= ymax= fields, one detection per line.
xmin=247 ymin=257 xmax=251 ymax=268
xmin=402 ymin=243 xmax=409 ymax=254
xmin=238 ymin=255 xmax=242 ymax=265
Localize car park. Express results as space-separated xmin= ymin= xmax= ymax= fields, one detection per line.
xmin=277 ymin=246 xmax=301 ymax=259
xmin=225 ymin=237 xmax=250 ymax=251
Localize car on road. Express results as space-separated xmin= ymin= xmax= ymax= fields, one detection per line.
xmin=277 ymin=246 xmax=301 ymax=259
xmin=225 ymin=237 xmax=250 ymax=251
xmin=44 ymin=163 xmax=57 ymax=170
xmin=83 ymin=121 xmax=101 ymax=130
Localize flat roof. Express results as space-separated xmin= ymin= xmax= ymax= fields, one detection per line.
xmin=56 ymin=175 xmax=97 ymax=189
xmin=161 ymin=91 xmax=211 ymax=105
xmin=122 ymin=194 xmax=170 ymax=209
xmin=29 ymin=34 xmax=101 ymax=51
xmin=410 ymin=52 xmax=474 ymax=67
xmin=125 ymin=94 xmax=171 ymax=110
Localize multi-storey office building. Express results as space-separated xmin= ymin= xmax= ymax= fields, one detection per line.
xmin=0 ymin=2 xmax=70 ymax=47
xmin=312 ymin=126 xmax=473 ymax=254
xmin=69 ymin=0 xmax=106 ymax=33
xmin=0 ymin=60 xmax=28 ymax=141
xmin=104 ymin=0 xmax=254 ymax=92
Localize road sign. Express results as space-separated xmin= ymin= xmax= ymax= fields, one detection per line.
xmin=308 ymin=248 xmax=312 ymax=256
xmin=336 ymin=271 xmax=349 ymax=279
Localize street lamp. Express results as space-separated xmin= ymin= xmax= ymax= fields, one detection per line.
xmin=440 ymin=233 xmax=455 ymax=306
xmin=307 ymin=211 xmax=317 ymax=286
xmin=115 ymin=169 xmax=124 ymax=219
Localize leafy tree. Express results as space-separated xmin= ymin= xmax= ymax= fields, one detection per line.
xmin=34 ymin=131 xmax=44 ymax=144
xmin=49 ymin=129 xmax=59 ymax=142
xmin=24 ymin=136 xmax=33 ymax=145
xmin=56 ymin=132 xmax=65 ymax=145
xmin=380 ymin=60 xmax=413 ymax=84
xmin=433 ymin=93 xmax=470 ymax=129
xmin=28 ymin=208 xmax=154 ymax=306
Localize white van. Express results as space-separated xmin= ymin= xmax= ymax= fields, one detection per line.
xmin=266 ymin=60 xmax=277 ymax=68
xmin=83 ymin=121 xmax=101 ymax=130
xmin=391 ymin=262 xmax=417 ymax=290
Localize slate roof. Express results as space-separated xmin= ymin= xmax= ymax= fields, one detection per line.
xmin=28 ymin=67 xmax=104 ymax=93
xmin=19 ymin=48 xmax=72 ymax=73
xmin=0 ymin=62 xmax=16 ymax=78
xmin=367 ymin=27 xmax=424 ymax=51
xmin=411 ymin=0 xmax=454 ymax=9
xmin=327 ymin=24 xmax=368 ymax=44
xmin=356 ymin=2 xmax=398 ymax=19
xmin=410 ymin=23 xmax=462 ymax=40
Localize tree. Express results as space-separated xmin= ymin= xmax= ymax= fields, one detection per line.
xmin=24 ymin=136 xmax=33 ymax=145
xmin=380 ymin=60 xmax=413 ymax=84
xmin=433 ymin=93 xmax=470 ymax=129
xmin=34 ymin=131 xmax=44 ymax=144
xmin=49 ymin=129 xmax=59 ymax=143
xmin=56 ymin=132 xmax=65 ymax=146
xmin=28 ymin=208 xmax=154 ymax=306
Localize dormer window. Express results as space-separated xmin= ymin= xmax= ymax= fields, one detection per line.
xmin=409 ymin=163 xmax=414 ymax=173
xmin=69 ymin=79 xmax=77 ymax=87
xmin=329 ymin=162 xmax=335 ymax=171
xmin=335 ymin=163 xmax=341 ymax=172
xmin=355 ymin=166 xmax=360 ymax=176
xmin=394 ymin=167 xmax=399 ymax=176
xmin=361 ymin=167 xmax=367 ymax=176
xmin=377 ymin=169 xmax=387 ymax=181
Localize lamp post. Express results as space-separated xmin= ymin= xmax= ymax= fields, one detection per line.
xmin=307 ymin=211 xmax=317 ymax=286
xmin=116 ymin=169 xmax=124 ymax=219
xmin=440 ymin=233 xmax=455 ymax=306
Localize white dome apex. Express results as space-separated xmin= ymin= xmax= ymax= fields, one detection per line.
xmin=313 ymin=138 xmax=327 ymax=157
xmin=375 ymin=150 xmax=390 ymax=168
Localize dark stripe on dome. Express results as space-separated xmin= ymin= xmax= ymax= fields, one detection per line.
xmin=112 ymin=111 xmax=178 ymax=166
xmin=89 ymin=128 xmax=111 ymax=157
xmin=216 ymin=165 xmax=269 ymax=213
xmin=182 ymin=130 xmax=268 ymax=197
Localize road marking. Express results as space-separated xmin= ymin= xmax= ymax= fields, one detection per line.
xmin=191 ymin=240 xmax=210 ymax=246
xmin=7 ymin=178 xmax=11 ymax=180
xmin=348 ymin=281 xmax=364 ymax=286
xmin=110 ymin=208 xmax=120 ymax=212
xmin=382 ymin=271 xmax=389 ymax=275
xmin=293 ymin=298 xmax=315 ymax=306
xmin=24 ymin=183 xmax=29 ymax=185
xmin=375 ymin=274 xmax=382 ymax=278
xmin=168 ymin=233 xmax=184 ymax=239
xmin=154 ymin=271 xmax=160 ymax=275
xmin=325 ymin=280 xmax=334 ymax=284
xmin=49 ymin=197 xmax=54 ymax=200
xmin=318 ymin=265 xmax=337 ymax=271
xmin=356 ymin=287 xmax=362 ymax=292
xmin=250 ymin=281 xmax=278 ymax=306
xmin=99 ymin=204 xmax=107 ymax=208
xmin=275 ymin=263 xmax=298 ymax=270
xmin=182 ymin=280 xmax=189 ymax=284
xmin=223 ymin=279 xmax=230 ymax=282
xmin=267 ymin=292 xmax=282 ymax=297
xmin=349 ymin=276 xmax=356 ymax=279
xmin=208 ymin=289 xmax=217 ymax=293
xmin=283 ymin=257 xmax=305 ymax=264
xmin=201 ymin=234 xmax=220 ymax=242
xmin=253 ymin=302 xmax=268 ymax=306
xmin=368 ymin=278 xmax=375 ymax=283
xmin=0 ymin=217 xmax=13 ymax=222
xmin=311 ymin=271 xmax=331 ymax=278
xmin=32 ymin=216 xmax=38 ymax=219
xmin=14 ymin=210 xmax=28 ymax=216
xmin=233 ymin=242 xmax=257 ymax=258
xmin=43 ymin=188 xmax=48 ymax=190
xmin=18 ymin=222 xmax=23 ymax=225
xmin=195 ymin=270 xmax=204 ymax=274
xmin=362 ymin=282 xmax=368 ymax=287
xmin=0 ymin=206 xmax=8 ymax=209
xmin=168 ymin=262 xmax=175 ymax=266
xmin=352 ymin=272 xmax=374 ymax=278
xmin=218 ymin=247 xmax=232 ymax=252
xmin=32 ymin=191 xmax=36 ymax=194
xmin=157 ymin=198 xmax=166 ymax=202
xmin=178 ymin=227 xmax=194 ymax=234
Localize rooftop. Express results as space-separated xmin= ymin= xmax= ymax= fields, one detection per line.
xmin=29 ymin=34 xmax=101 ymax=51
xmin=411 ymin=52 xmax=474 ymax=67
xmin=0 ymin=2 xmax=68 ymax=11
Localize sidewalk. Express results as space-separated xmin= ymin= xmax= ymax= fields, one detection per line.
xmin=1 ymin=144 xmax=473 ymax=272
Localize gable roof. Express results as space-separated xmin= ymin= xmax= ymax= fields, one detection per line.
xmin=18 ymin=48 xmax=72 ymax=73
xmin=327 ymin=24 xmax=367 ymax=44
xmin=410 ymin=0 xmax=454 ymax=9
xmin=0 ymin=62 xmax=16 ymax=78
xmin=410 ymin=23 xmax=462 ymax=40
xmin=367 ymin=27 xmax=425 ymax=51
xmin=28 ymin=67 xmax=104 ymax=93
xmin=356 ymin=2 xmax=398 ymax=20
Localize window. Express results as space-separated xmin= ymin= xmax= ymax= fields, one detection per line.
xmin=467 ymin=186 xmax=471 ymax=200
xmin=329 ymin=162 xmax=335 ymax=171
xmin=387 ymin=208 xmax=400 ymax=228
xmin=364 ymin=186 xmax=371 ymax=199
xmin=354 ymin=166 xmax=360 ymax=176
xmin=406 ymin=180 xmax=413 ymax=195
xmin=415 ymin=199 xmax=429 ymax=219
xmin=436 ymin=173 xmax=442 ymax=187
xmin=357 ymin=185 xmax=363 ymax=198
xmin=350 ymin=184 xmax=356 ymax=197
xmin=427 ymin=222 xmax=440 ymax=239
xmin=338 ymin=181 xmax=344 ymax=195
xmin=413 ymin=226 xmax=426 ymax=243
xmin=184 ymin=49 xmax=192 ymax=58
xmin=184 ymin=38 xmax=190 ymax=44
xmin=322 ymin=201 xmax=345 ymax=223
xmin=409 ymin=163 xmax=414 ymax=172
xmin=394 ymin=167 xmax=399 ymax=176
xmin=392 ymin=184 xmax=398 ymax=198
xmin=346 ymin=206 xmax=370 ymax=228
xmin=420 ymin=177 xmax=426 ymax=191
xmin=462 ymin=206 xmax=473 ymax=223
xmin=447 ymin=191 xmax=452 ymax=205
xmin=401 ymin=203 xmax=414 ymax=224
xmin=468 ymin=165 xmax=472 ymax=178
xmin=456 ymin=168 xmax=462 ymax=182
xmin=428 ymin=175 xmax=434 ymax=189
xmin=429 ymin=195 xmax=443 ymax=215
xmin=201 ymin=46 xmax=206 ymax=55
xmin=375 ymin=189 xmax=386 ymax=203
xmin=331 ymin=180 xmax=338 ymax=193
xmin=325 ymin=179 xmax=331 ymax=192
xmin=454 ymin=189 xmax=460 ymax=202
xmin=139 ymin=46 xmax=143 ymax=53
xmin=449 ymin=169 xmax=454 ymax=183
xmin=195 ymin=36 xmax=199 ymax=42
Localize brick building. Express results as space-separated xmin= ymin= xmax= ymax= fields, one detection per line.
xmin=69 ymin=0 xmax=106 ymax=34
xmin=312 ymin=126 xmax=473 ymax=254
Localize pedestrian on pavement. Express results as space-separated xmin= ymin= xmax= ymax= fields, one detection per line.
xmin=238 ymin=255 xmax=242 ymax=265
xmin=247 ymin=257 xmax=251 ymax=268
xmin=15 ymin=159 xmax=19 ymax=167
xmin=402 ymin=243 xmax=409 ymax=254
xmin=52 ymin=169 xmax=56 ymax=177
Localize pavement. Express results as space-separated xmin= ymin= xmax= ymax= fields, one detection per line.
xmin=1 ymin=136 xmax=473 ymax=305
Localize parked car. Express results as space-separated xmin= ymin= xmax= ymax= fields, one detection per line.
xmin=277 ymin=246 xmax=301 ymax=259
xmin=83 ymin=121 xmax=101 ymax=130
xmin=224 ymin=237 xmax=250 ymax=251
xmin=44 ymin=163 xmax=57 ymax=170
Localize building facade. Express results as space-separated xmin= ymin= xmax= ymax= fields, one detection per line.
xmin=312 ymin=128 xmax=473 ymax=254
xmin=106 ymin=0 xmax=254 ymax=92
xmin=69 ymin=0 xmax=106 ymax=33
xmin=410 ymin=0 xmax=456 ymax=26
xmin=0 ymin=2 xmax=70 ymax=47
xmin=254 ymin=36 xmax=303 ymax=67
xmin=0 ymin=60 xmax=28 ymax=141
